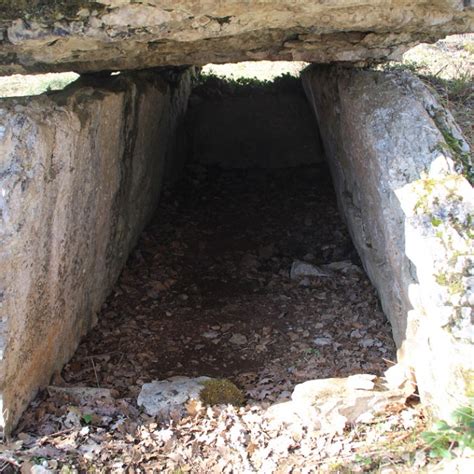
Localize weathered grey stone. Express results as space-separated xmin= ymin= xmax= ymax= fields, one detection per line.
xmin=302 ymin=65 xmax=473 ymax=419
xmin=290 ymin=260 xmax=331 ymax=280
xmin=0 ymin=69 xmax=192 ymax=436
xmin=137 ymin=376 xmax=211 ymax=418
xmin=0 ymin=1 xmax=472 ymax=75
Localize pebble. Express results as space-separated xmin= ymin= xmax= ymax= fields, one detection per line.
xmin=360 ymin=338 xmax=375 ymax=348
xmin=229 ymin=333 xmax=247 ymax=345
xmin=290 ymin=260 xmax=332 ymax=280
xmin=314 ymin=337 xmax=332 ymax=346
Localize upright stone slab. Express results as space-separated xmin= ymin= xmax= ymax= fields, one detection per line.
xmin=303 ymin=66 xmax=473 ymax=418
xmin=0 ymin=69 xmax=192 ymax=436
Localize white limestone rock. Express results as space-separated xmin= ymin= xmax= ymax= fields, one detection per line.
xmin=265 ymin=374 xmax=413 ymax=435
xmin=302 ymin=65 xmax=474 ymax=419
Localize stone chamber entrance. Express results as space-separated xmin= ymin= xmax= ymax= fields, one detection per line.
xmin=1 ymin=60 xmax=472 ymax=470
xmin=0 ymin=2 xmax=472 ymax=469
xmin=51 ymin=74 xmax=396 ymax=405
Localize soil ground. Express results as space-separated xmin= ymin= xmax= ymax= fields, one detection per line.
xmin=60 ymin=163 xmax=396 ymax=402
xmin=4 ymin=163 xmax=413 ymax=473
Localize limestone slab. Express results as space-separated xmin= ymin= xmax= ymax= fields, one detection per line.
xmin=0 ymin=1 xmax=472 ymax=75
xmin=302 ymin=65 xmax=473 ymax=419
xmin=0 ymin=69 xmax=192 ymax=436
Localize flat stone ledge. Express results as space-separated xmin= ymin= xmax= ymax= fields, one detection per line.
xmin=0 ymin=0 xmax=472 ymax=75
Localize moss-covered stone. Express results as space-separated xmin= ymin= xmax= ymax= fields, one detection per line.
xmin=199 ymin=379 xmax=245 ymax=407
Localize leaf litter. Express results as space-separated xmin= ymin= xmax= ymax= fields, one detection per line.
xmin=2 ymin=165 xmax=438 ymax=472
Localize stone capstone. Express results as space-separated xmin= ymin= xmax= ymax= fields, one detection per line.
xmin=302 ymin=65 xmax=474 ymax=420
xmin=0 ymin=0 xmax=472 ymax=75
xmin=0 ymin=68 xmax=193 ymax=437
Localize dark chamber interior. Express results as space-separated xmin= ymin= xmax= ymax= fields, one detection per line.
xmin=51 ymin=76 xmax=396 ymax=406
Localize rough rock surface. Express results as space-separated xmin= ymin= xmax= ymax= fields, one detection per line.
xmin=137 ymin=376 xmax=211 ymax=418
xmin=303 ymin=65 xmax=473 ymax=419
xmin=265 ymin=372 xmax=413 ymax=434
xmin=0 ymin=0 xmax=473 ymax=75
xmin=0 ymin=69 xmax=192 ymax=436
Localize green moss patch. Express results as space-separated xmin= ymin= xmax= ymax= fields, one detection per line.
xmin=199 ymin=379 xmax=245 ymax=407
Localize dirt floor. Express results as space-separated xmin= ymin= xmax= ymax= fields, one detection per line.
xmin=4 ymin=163 xmax=410 ymax=473
xmin=59 ymin=164 xmax=396 ymax=402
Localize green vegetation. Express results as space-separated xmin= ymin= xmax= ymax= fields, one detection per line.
xmin=194 ymin=72 xmax=302 ymax=97
xmin=81 ymin=413 xmax=93 ymax=425
xmin=379 ymin=60 xmax=421 ymax=74
xmin=422 ymin=405 xmax=474 ymax=459
xmin=199 ymin=379 xmax=245 ymax=406
xmin=432 ymin=118 xmax=473 ymax=185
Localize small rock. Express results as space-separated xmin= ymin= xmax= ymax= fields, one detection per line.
xmin=202 ymin=330 xmax=219 ymax=339
xmin=314 ymin=337 xmax=332 ymax=346
xmin=137 ymin=376 xmax=212 ymax=418
xmin=360 ymin=338 xmax=375 ymax=348
xmin=229 ymin=333 xmax=247 ymax=345
xmin=290 ymin=260 xmax=332 ymax=280
xmin=79 ymin=426 xmax=90 ymax=436
xmin=30 ymin=467 xmax=53 ymax=474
